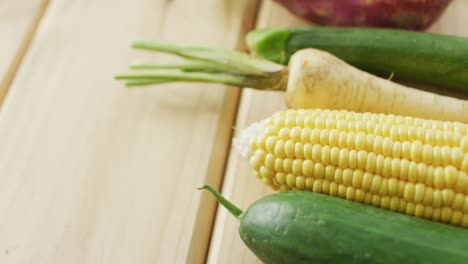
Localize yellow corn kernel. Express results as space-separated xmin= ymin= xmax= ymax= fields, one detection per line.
xmin=364 ymin=193 xmax=373 ymax=204
xmin=349 ymin=150 xmax=358 ymax=169
xmin=406 ymin=202 xmax=415 ymax=216
xmin=329 ymin=182 xmax=338 ymax=196
xmin=433 ymin=146 xmax=441 ymax=167
xmin=357 ymin=150 xmax=367 ymax=169
xmin=389 ymin=197 xmax=399 ymax=211
xmin=355 ymin=189 xmax=366 ymax=203
xmin=414 ymin=183 xmax=425 ymax=203
xmin=382 ymin=157 xmax=393 ymax=177
xmin=290 ymin=127 xmax=302 ymax=141
xmin=250 ymin=150 xmax=266 ymax=170
xmin=381 ymin=196 xmax=390 ymax=209
xmin=338 ymin=184 xmax=347 ymax=198
xmin=452 ymin=148 xmax=463 ymax=168
xmin=290 ymin=160 xmax=301 ymax=176
xmin=303 ymin=160 xmax=313 ymax=177
xmin=355 ymin=132 xmax=366 ymax=150
xmin=338 ymin=149 xmax=349 ymax=168
xmin=260 ymin=166 xmax=274 ymax=179
xmin=402 ymin=142 xmax=412 ymax=160
xmin=410 ymin=141 xmax=423 ymax=162
xmin=334 ymin=168 xmax=343 ymax=184
xmin=423 ymin=206 xmax=433 ymax=220
xmin=329 ymin=129 xmax=339 ymax=146
xmin=264 ymin=154 xmax=276 ymax=170
xmin=346 ymin=132 xmax=356 ymax=149
xmin=346 ymin=187 xmax=356 ymax=201
xmin=423 ymin=187 xmax=434 ymax=206
xmin=450 ymin=211 xmax=463 ymax=226
xmin=391 ymin=158 xmax=401 ymax=180
xmin=274 ymin=158 xmax=284 ymax=173
xmin=463 ymin=215 xmax=468 ymax=228
xmin=310 ymin=129 xmax=320 ymax=144
xmin=433 ymin=190 xmax=442 ymax=207
xmin=320 ymin=130 xmax=330 ymax=146
xmin=300 ymin=128 xmax=312 ymax=143
xmin=314 ymin=163 xmax=325 ymax=179
xmin=399 ymin=158 xmax=409 ymax=180
xmin=313 ymin=179 xmax=323 ymax=193
xmin=362 ymin=172 xmax=373 ymax=191
xmin=392 ymin=141 xmax=402 ymax=158
xmin=283 ymin=158 xmax=293 ymax=173
xmin=441 ymin=146 xmax=452 ymax=166
xmin=414 ymin=204 xmax=425 ymax=218
xmin=322 ymin=180 xmax=330 ymax=194
xmin=342 ymin=169 xmax=353 ymax=186
xmin=352 ymin=170 xmax=364 ymax=189
xmin=324 ymin=165 xmax=335 ymax=181
xmin=262 ymin=177 xmax=273 ymax=187
xmin=295 ymin=142 xmax=304 ymax=159
xmin=286 ymin=174 xmax=296 ymax=188
xmin=434 ymin=167 xmax=444 ymax=189
xmin=373 ymin=136 xmax=383 ymax=154
xmin=329 ymin=147 xmax=339 ymax=166
xmin=371 ymin=194 xmax=381 ymax=207
xmin=285 ymin=140 xmax=295 ymax=158
xmin=379 ymin=179 xmax=388 ymax=196
xmin=275 ymin=173 xmax=286 ymax=185
xmin=452 ymin=193 xmax=464 ymax=210
xmin=365 ymin=152 xmax=377 ymax=173
xmin=442 ymin=189 xmax=455 ymax=206
xmin=305 ymin=177 xmax=314 ymax=190
xmin=388 ymin=178 xmax=398 ymax=196
xmin=441 ymin=207 xmax=452 ymax=223
xmin=375 ymin=155 xmax=385 ymax=175
xmin=408 ymin=161 xmax=418 ymax=183
xmin=403 ymin=183 xmax=415 ymax=201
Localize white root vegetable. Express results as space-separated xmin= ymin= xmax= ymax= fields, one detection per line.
xmin=285 ymin=49 xmax=468 ymax=123
xmin=115 ymin=41 xmax=468 ymax=123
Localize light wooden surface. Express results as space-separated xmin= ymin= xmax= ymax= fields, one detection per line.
xmin=207 ymin=0 xmax=468 ymax=263
xmin=0 ymin=0 xmax=258 ymax=263
xmin=1 ymin=0 xmax=467 ymax=263
xmin=0 ymin=0 xmax=48 ymax=105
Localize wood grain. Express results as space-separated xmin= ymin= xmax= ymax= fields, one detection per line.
xmin=0 ymin=0 xmax=49 ymax=105
xmin=0 ymin=0 xmax=259 ymax=263
xmin=206 ymin=0 xmax=468 ymax=263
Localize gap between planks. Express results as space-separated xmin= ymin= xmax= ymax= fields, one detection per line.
xmin=0 ymin=0 xmax=50 ymax=106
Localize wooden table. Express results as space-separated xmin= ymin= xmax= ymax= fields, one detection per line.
xmin=1 ymin=1 xmax=467 ymax=263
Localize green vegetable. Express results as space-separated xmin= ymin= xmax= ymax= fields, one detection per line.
xmin=200 ymin=185 xmax=468 ymax=264
xmin=246 ymin=27 xmax=468 ymax=92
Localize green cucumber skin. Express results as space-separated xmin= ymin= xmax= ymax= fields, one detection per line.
xmin=239 ymin=191 xmax=468 ymax=264
xmin=246 ymin=27 xmax=468 ymax=92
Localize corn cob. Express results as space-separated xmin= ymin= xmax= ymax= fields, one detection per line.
xmin=234 ymin=109 xmax=468 ymax=228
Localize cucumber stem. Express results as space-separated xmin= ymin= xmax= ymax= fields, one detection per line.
xmin=198 ymin=185 xmax=243 ymax=220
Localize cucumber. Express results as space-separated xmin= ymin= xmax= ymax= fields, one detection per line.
xmin=200 ymin=186 xmax=468 ymax=264
xmin=246 ymin=27 xmax=468 ymax=92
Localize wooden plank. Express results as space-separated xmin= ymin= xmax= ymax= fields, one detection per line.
xmin=0 ymin=0 xmax=49 ymax=105
xmin=206 ymin=0 xmax=468 ymax=263
xmin=206 ymin=1 xmax=308 ymax=263
xmin=0 ymin=0 xmax=259 ymax=263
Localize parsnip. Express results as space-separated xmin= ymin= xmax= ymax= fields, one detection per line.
xmin=115 ymin=41 xmax=468 ymax=123
xmin=286 ymin=49 xmax=468 ymax=123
